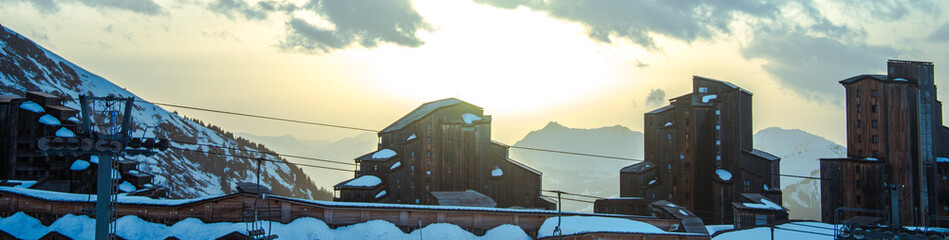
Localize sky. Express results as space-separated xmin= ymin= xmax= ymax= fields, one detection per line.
xmin=2 ymin=0 xmax=949 ymax=146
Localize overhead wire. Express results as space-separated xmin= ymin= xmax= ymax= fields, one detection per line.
xmin=169 ymin=146 xmax=354 ymax=173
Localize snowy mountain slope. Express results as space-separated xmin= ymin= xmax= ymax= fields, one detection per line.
xmin=236 ymin=132 xmax=377 ymax=189
xmin=510 ymin=122 xmax=643 ymax=212
xmin=0 ymin=25 xmax=323 ymax=199
xmin=753 ymin=127 xmax=845 ymax=221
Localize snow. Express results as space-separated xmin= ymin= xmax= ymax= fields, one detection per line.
xmin=375 ymin=190 xmax=386 ymax=199
xmin=743 ymin=198 xmax=783 ymax=210
xmin=492 ymin=167 xmax=503 ymax=177
xmin=0 ymin=186 xmax=219 ymax=206
xmin=462 ymin=113 xmax=482 ymax=124
xmin=426 ymin=171 xmax=431 ymax=175
xmin=664 ymin=122 xmax=673 ymax=127
xmin=406 ymin=134 xmax=416 ymax=141
xmin=648 ymin=179 xmax=657 ymax=185
xmin=894 ymin=78 xmax=908 ymax=82
xmin=372 ymin=149 xmax=397 ymax=159
xmin=0 ymin=211 xmax=531 ymax=240
xmin=390 ymin=161 xmax=401 ymax=170
xmin=937 ymin=157 xmax=949 ymax=163
xmin=666 ymin=203 xmax=676 ymax=207
xmin=38 ymin=114 xmax=60 ymax=125
xmin=69 ymin=160 xmax=90 ymax=171
xmin=702 ymin=94 xmax=718 ymax=103
xmin=89 ymin=155 xmax=99 ymax=164
xmin=19 ymin=101 xmax=44 ymax=113
xmin=713 ymin=221 xmax=835 ymax=240
xmin=705 ymin=225 xmax=733 ymax=235
xmin=715 ymin=169 xmax=732 ymax=181
xmin=118 ymin=181 xmax=136 ymax=192
xmin=112 ymin=169 xmax=121 ymax=180
xmin=537 ymin=216 xmax=674 ymax=238
xmin=66 ymin=116 xmax=79 ymax=123
xmin=6 ymin=180 xmax=37 ymax=188
xmin=864 ymin=157 xmax=878 ymax=161
xmin=678 ymin=209 xmax=689 ymax=215
xmin=54 ymin=127 xmax=75 ymax=137
xmin=345 ymin=175 xmax=382 ymax=187
xmin=129 ymin=170 xmax=139 ymax=175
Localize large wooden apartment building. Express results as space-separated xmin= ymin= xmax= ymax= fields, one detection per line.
xmin=334 ymin=98 xmax=554 ymax=209
xmin=821 ymin=60 xmax=949 ymax=226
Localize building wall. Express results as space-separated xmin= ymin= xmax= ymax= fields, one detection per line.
xmin=819 ymin=159 xmax=886 ymax=223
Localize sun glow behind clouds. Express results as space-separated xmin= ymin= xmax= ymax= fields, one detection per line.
xmin=350 ymin=0 xmax=622 ymax=114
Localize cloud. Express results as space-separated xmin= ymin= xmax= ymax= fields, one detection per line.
xmin=208 ymin=0 xmax=292 ymax=20
xmin=645 ymin=89 xmax=666 ymax=107
xmin=928 ymin=23 xmax=949 ymax=42
xmin=278 ymin=0 xmax=430 ymax=53
xmin=21 ymin=0 xmax=58 ymax=13
xmin=77 ymin=0 xmax=164 ymax=15
xmin=742 ymin=30 xmax=897 ymax=103
xmin=474 ymin=0 xmax=783 ymax=49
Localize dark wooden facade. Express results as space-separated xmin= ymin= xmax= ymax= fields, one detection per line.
xmin=336 ymin=98 xmax=554 ymax=209
xmin=822 ymin=60 xmax=949 ymax=226
xmin=607 ymin=76 xmax=782 ymax=225
xmin=731 ymin=193 xmax=789 ymax=230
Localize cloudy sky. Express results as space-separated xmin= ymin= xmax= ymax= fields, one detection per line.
xmin=2 ymin=0 xmax=948 ymax=146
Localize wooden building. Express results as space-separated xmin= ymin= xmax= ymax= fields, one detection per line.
xmin=599 ymin=76 xmax=783 ymax=225
xmin=335 ymin=98 xmax=554 ymax=209
xmin=821 ymin=60 xmax=949 ymax=226
xmin=731 ymin=193 xmax=789 ymax=230
xmin=0 ymin=92 xmax=164 ymax=197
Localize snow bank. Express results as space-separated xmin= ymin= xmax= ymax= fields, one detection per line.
xmin=38 ymin=114 xmax=61 ymax=125
xmin=462 ymin=113 xmax=482 ymax=124
xmin=713 ymin=221 xmax=834 ymax=240
xmin=406 ymin=134 xmax=417 ymax=141
xmin=54 ymin=127 xmax=75 ymax=137
xmin=0 ymin=212 xmax=48 ymax=240
xmin=537 ymin=216 xmax=666 ymax=238
xmin=345 ymin=175 xmax=382 ymax=187
xmin=69 ymin=160 xmax=90 ymax=171
xmin=19 ymin=101 xmax=44 ymax=113
xmin=373 ymin=149 xmax=397 ymax=159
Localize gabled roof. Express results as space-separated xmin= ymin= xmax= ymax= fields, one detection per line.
xmin=645 ymin=105 xmax=674 ymax=114
xmin=621 ymin=161 xmax=656 ymax=173
xmin=743 ymin=149 xmax=780 ymax=161
xmin=731 ymin=193 xmax=787 ymax=212
xmin=430 ymin=190 xmax=497 ymax=208
xmin=381 ymin=98 xmax=478 ymax=134
xmin=839 ymin=74 xmax=888 ymax=84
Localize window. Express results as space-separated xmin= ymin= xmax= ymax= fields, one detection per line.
xmin=857 ymin=135 xmax=862 ymax=143
xmin=426 ymin=151 xmax=431 ymax=157
xmin=873 ymin=151 xmax=879 ymax=157
xmin=744 ymin=181 xmax=750 ymax=187
xmin=427 ymin=123 xmax=431 ymax=129
xmin=426 ymin=138 xmax=431 ymax=144
xmin=871 ymin=89 xmax=878 ymax=97
xmin=856 ymin=89 xmax=861 ymax=97
xmin=667 ymin=133 xmax=672 ymax=140
xmin=872 ymin=105 xmax=877 ymax=113
xmin=872 ymin=120 xmax=878 ymax=128
xmin=857 ymin=105 xmax=862 ymax=113
xmin=699 ymin=87 xmax=708 ymax=93
xmin=755 ymin=215 xmax=767 ymax=226
xmin=872 ymin=135 xmax=879 ymax=143
xmin=857 ymin=120 xmax=862 ymax=128
xmin=680 ymin=155 xmax=685 ymax=160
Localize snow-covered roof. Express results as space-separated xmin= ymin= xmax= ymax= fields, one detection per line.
xmin=54 ymin=127 xmax=75 ymax=137
xmin=38 ymin=114 xmax=61 ymax=125
xmin=375 ymin=190 xmax=386 ymax=199
xmin=372 ymin=149 xmax=396 ymax=159
xmin=19 ymin=101 xmax=44 ymax=113
xmin=744 ymin=149 xmax=780 ymax=161
xmin=430 ymin=190 xmax=496 ymax=208
xmin=406 ymin=133 xmax=416 ymax=141
xmin=938 ymin=157 xmax=949 ymax=163
xmin=89 ymin=155 xmax=99 ymax=164
xmin=340 ymin=175 xmax=382 ymax=188
xmin=380 ymin=98 xmax=469 ymax=134
xmin=864 ymin=157 xmax=879 ymax=161
xmin=646 ymin=105 xmax=674 ymax=114
xmin=537 ymin=216 xmax=694 ymax=238
xmin=839 ymin=74 xmax=888 ymax=84
xmin=664 ymin=122 xmax=673 ymax=127
xmin=118 ymin=181 xmax=136 ymax=192
xmin=389 ymin=161 xmax=401 ymax=170
xmin=491 ymin=166 xmax=503 ymax=177
xmin=715 ymin=169 xmax=732 ymax=181
xmin=894 ymin=78 xmax=908 ymax=82
xmin=69 ymin=160 xmax=90 ymax=171
xmin=732 ymin=193 xmax=787 ymax=212
xmin=461 ymin=113 xmax=482 ymax=124
xmin=621 ymin=161 xmax=656 ymax=173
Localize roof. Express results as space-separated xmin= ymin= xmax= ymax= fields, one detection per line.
xmin=507 ymin=158 xmax=542 ymax=175
xmin=731 ymin=193 xmax=787 ymax=212
xmin=694 ymin=75 xmax=752 ymax=95
xmin=430 ymin=190 xmax=497 ymax=208
xmin=333 ymin=175 xmax=383 ymax=189
xmin=819 ymin=157 xmax=885 ymax=164
xmin=645 ymin=105 xmax=674 ymax=114
xmin=0 ymin=95 xmax=22 ymax=103
xmin=744 ymin=149 xmax=780 ymax=161
xmin=355 ymin=149 xmax=399 ymax=162
xmin=839 ymin=74 xmax=888 ymax=84
xmin=621 ymin=161 xmax=656 ymax=173
xmin=380 ymin=98 xmax=472 ymax=134
xmin=491 ymin=140 xmax=509 ymax=147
